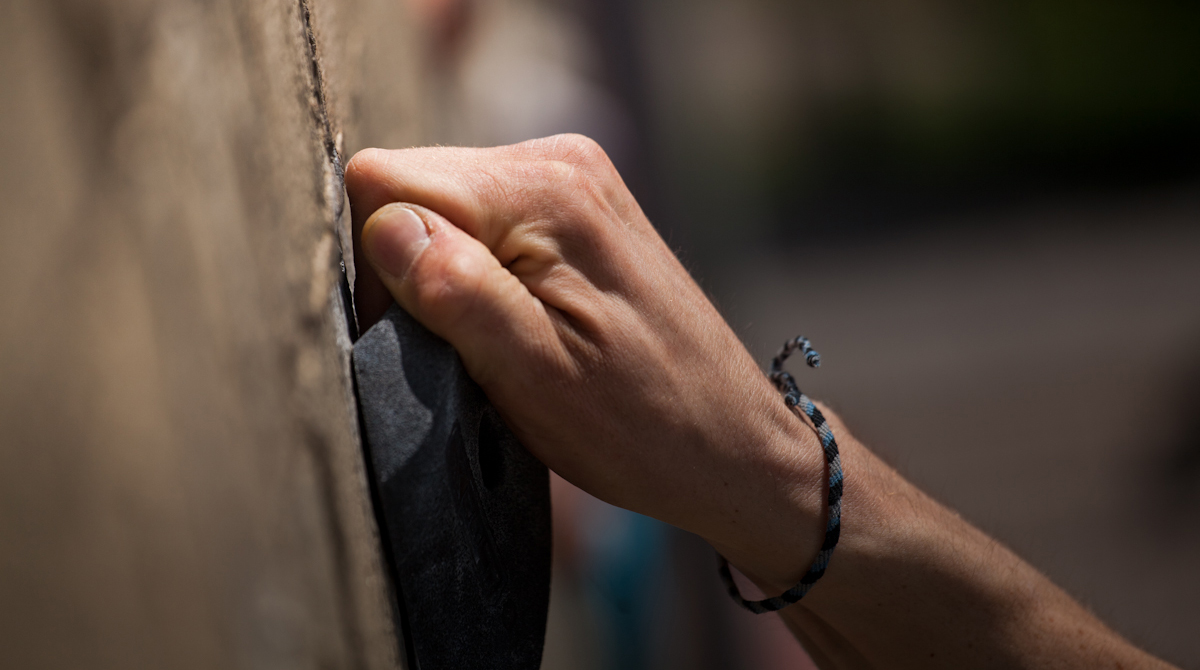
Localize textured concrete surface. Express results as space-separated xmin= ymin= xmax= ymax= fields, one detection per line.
xmin=0 ymin=0 xmax=431 ymax=667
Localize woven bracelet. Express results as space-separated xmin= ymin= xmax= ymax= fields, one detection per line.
xmin=717 ymin=335 xmax=844 ymax=614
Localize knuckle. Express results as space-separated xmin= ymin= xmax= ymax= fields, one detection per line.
xmin=556 ymin=133 xmax=604 ymax=161
xmin=526 ymin=133 xmax=610 ymax=169
xmin=512 ymin=135 xmax=624 ymax=207
xmin=558 ymin=134 xmax=612 ymax=173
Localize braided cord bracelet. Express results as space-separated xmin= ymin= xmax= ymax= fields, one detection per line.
xmin=717 ymin=336 xmax=844 ymax=614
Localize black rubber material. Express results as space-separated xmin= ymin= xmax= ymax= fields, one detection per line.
xmin=353 ymin=303 xmax=552 ymax=670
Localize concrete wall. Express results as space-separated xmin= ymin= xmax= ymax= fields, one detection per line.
xmin=0 ymin=0 xmax=434 ymax=667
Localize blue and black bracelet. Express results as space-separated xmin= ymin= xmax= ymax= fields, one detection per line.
xmin=717 ymin=335 xmax=844 ymax=614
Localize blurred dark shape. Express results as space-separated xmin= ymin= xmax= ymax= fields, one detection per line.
xmin=763 ymin=0 xmax=1200 ymax=234
xmin=631 ymin=0 xmax=1200 ymax=261
xmin=410 ymin=0 xmax=476 ymax=61
xmin=1146 ymin=357 xmax=1200 ymax=535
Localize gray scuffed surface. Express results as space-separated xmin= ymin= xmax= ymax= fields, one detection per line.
xmin=353 ymin=310 xmax=444 ymax=483
xmin=354 ymin=304 xmax=552 ymax=670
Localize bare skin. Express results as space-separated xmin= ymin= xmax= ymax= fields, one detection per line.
xmin=345 ymin=135 xmax=1175 ymax=669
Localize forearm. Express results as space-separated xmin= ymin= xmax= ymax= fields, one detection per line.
xmin=723 ymin=408 xmax=1173 ymax=669
xmin=345 ymin=138 xmax=1174 ymax=669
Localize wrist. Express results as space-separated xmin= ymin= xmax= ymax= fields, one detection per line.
xmin=699 ymin=395 xmax=831 ymax=592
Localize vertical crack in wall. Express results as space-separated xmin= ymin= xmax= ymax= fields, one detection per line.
xmin=299 ymin=0 xmax=343 ymax=193
xmin=296 ymin=2 xmax=373 ymax=668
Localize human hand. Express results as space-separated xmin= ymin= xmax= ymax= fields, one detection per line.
xmin=345 ymin=136 xmax=1179 ymax=669
xmin=345 ymin=135 xmax=827 ymax=588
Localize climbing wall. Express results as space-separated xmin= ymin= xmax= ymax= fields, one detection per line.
xmin=0 ymin=0 xmax=435 ymax=667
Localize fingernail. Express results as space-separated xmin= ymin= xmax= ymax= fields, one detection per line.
xmin=362 ymin=204 xmax=430 ymax=279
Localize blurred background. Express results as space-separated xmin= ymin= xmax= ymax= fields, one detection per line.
xmin=417 ymin=0 xmax=1200 ymax=667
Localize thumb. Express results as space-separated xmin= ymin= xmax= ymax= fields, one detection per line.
xmin=359 ymin=203 xmax=547 ymax=386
